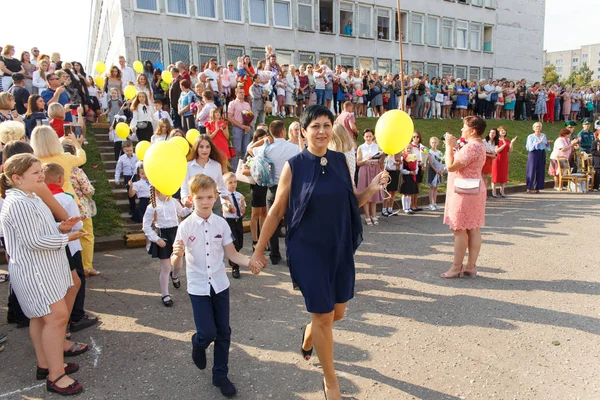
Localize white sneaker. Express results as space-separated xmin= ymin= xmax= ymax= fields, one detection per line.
xmin=434 ymin=204 xmax=441 ymax=211
xmin=428 ymin=204 xmax=436 ymax=211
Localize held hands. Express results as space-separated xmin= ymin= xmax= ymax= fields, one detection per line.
xmin=60 ymin=216 xmax=84 ymax=233
xmin=248 ymin=250 xmax=267 ymax=275
xmin=172 ymin=240 xmax=185 ymax=257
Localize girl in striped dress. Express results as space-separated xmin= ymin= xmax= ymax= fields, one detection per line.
xmin=0 ymin=154 xmax=86 ymax=395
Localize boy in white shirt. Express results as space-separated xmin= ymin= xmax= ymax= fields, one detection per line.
xmin=114 ymin=141 xmax=139 ymax=215
xmin=153 ymin=99 xmax=173 ymax=126
xmin=221 ymin=172 xmax=246 ymax=279
xmin=171 ymin=174 xmax=262 ymax=398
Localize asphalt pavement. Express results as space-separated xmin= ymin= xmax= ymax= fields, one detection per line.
xmin=0 ymin=191 xmax=599 ymax=399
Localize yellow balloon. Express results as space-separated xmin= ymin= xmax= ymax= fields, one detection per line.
xmin=94 ymin=75 xmax=105 ymax=88
xmin=170 ymin=136 xmax=190 ymax=156
xmin=161 ymin=70 xmax=173 ymax=85
xmin=375 ymin=110 xmax=414 ymax=155
xmin=186 ymin=128 xmax=200 ymax=145
xmin=124 ymin=85 xmax=137 ymax=100
xmin=115 ymin=122 xmax=130 ymax=139
xmin=135 ymin=140 xmax=151 ymax=161
xmin=133 ymin=60 xmax=143 ymax=74
xmin=144 ymin=141 xmax=188 ymax=196
xmin=95 ymin=61 xmax=106 ymax=74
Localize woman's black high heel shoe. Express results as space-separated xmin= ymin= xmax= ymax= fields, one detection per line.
xmin=301 ymin=325 xmax=313 ymax=361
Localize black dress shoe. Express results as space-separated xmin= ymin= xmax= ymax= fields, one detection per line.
xmin=16 ymin=319 xmax=30 ymax=328
xmin=213 ymin=377 xmax=237 ymax=398
xmin=270 ymin=256 xmax=282 ymax=265
xmin=231 ymin=266 xmax=240 ymax=279
xmin=69 ymin=314 xmax=98 ymax=332
xmin=191 ymin=334 xmax=206 ymax=370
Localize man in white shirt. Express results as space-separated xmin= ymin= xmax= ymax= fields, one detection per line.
xmin=30 ymin=47 xmax=40 ymax=67
xmin=204 ymin=59 xmax=222 ymax=108
xmin=118 ymin=56 xmax=136 ymax=91
xmin=484 ymin=80 xmax=496 ymax=119
xmin=258 ymin=120 xmax=300 ymax=264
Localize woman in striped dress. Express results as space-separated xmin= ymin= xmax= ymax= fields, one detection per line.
xmin=0 ymin=154 xmax=86 ymax=395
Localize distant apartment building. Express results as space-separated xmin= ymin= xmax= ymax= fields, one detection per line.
xmin=544 ymin=44 xmax=600 ymax=81
xmin=87 ymin=0 xmax=545 ymax=82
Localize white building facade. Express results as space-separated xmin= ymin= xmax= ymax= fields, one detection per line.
xmin=87 ymin=0 xmax=545 ymax=82
xmin=544 ymin=44 xmax=600 ymax=82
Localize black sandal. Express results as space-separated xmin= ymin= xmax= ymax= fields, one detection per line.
xmin=63 ymin=342 xmax=88 ymax=357
xmin=162 ymin=295 xmax=174 ymax=307
xmin=300 ymin=325 xmax=313 ymax=361
xmin=170 ymin=272 xmax=181 ymax=289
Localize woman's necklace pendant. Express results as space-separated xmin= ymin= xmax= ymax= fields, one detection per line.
xmin=320 ymin=157 xmax=327 ymax=174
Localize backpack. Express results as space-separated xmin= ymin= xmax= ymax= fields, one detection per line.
xmin=250 ymin=142 xmax=276 ymax=187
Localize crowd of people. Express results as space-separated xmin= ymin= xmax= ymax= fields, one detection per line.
xmin=1 ymin=40 xmax=600 ymax=399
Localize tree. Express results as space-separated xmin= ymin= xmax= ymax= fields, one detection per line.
xmin=563 ymin=64 xmax=593 ymax=87
xmin=542 ymin=64 xmax=559 ymax=85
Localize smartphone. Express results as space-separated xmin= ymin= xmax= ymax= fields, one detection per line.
xmin=37 ymin=119 xmax=50 ymax=126
xmin=69 ymin=104 xmax=80 ymax=110
xmin=371 ymin=151 xmax=383 ymax=160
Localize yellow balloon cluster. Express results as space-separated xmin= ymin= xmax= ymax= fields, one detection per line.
xmin=95 ymin=61 xmax=106 ymax=74
xmin=115 ymin=122 xmax=130 ymax=139
xmin=124 ymin=85 xmax=137 ymax=100
xmin=144 ymin=141 xmax=188 ymax=196
xmin=133 ymin=61 xmax=143 ymax=73
xmin=186 ymin=129 xmax=200 ymax=145
xmin=170 ymin=136 xmax=190 ymax=156
xmin=94 ymin=76 xmax=105 ymax=89
xmin=135 ymin=140 xmax=151 ymax=161
xmin=375 ymin=110 xmax=414 ymax=155
xmin=161 ymin=70 xmax=173 ymax=85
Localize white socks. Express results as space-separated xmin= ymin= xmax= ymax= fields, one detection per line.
xmin=402 ymin=196 xmax=411 ymax=211
xmin=159 ymin=259 xmax=172 ymax=297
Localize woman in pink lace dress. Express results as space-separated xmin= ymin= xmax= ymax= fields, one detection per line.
xmin=442 ymin=116 xmax=487 ymax=278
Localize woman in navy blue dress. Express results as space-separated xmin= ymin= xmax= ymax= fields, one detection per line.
xmin=251 ymin=105 xmax=388 ymax=399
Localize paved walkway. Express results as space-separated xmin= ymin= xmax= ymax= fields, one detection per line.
xmin=1 ymin=192 xmax=599 ymax=399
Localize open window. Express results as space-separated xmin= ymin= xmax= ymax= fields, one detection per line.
xmin=483 ymin=25 xmax=493 ymax=52
xmin=377 ymin=9 xmax=391 ymax=40
xmin=319 ymin=0 xmax=334 ymax=33
xmin=395 ymin=11 xmax=407 ymax=42
xmin=339 ymin=1 xmax=354 ymax=36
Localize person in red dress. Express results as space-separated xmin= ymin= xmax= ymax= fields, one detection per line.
xmin=481 ymin=128 xmax=498 ymax=195
xmin=544 ymin=85 xmax=556 ymax=123
xmin=491 ymin=126 xmax=517 ymax=197
xmin=204 ymin=108 xmax=231 ymax=159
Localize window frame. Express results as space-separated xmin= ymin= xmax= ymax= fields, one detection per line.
xmin=377 ymin=58 xmax=392 ymax=76
xmin=358 ymin=5 xmax=373 ymax=39
xmin=482 ymin=67 xmax=493 ymax=81
xmin=469 ymin=23 xmax=481 ymax=52
xmin=359 ymin=57 xmax=373 ymax=72
xmin=137 ymin=37 xmax=163 ymax=66
xmin=471 ymin=0 xmax=483 ymax=6
xmin=340 ymin=55 xmax=356 ymax=69
xmin=441 ymin=18 xmax=454 ymax=48
xmin=411 ymin=13 xmax=424 ymax=45
xmin=168 ymin=40 xmax=193 ymax=65
xmin=469 ymin=66 xmax=480 ymax=82
xmin=165 ymin=0 xmax=190 ymax=17
xmin=426 ymin=63 xmax=439 ymax=79
xmin=442 ymin=64 xmax=454 ymax=78
xmin=134 ymin=0 xmax=159 ymax=14
xmin=376 ymin=8 xmax=392 ymax=41
xmin=456 ymin=20 xmax=469 ymax=50
xmin=298 ymin=51 xmax=316 ymax=65
xmin=224 ymin=46 xmax=245 ymax=65
xmin=426 ymin=15 xmax=440 ymax=47
xmin=273 ymin=0 xmax=292 ymax=29
xmin=248 ymin=0 xmax=268 ymax=26
xmin=195 ymin=0 xmax=217 ymax=20
xmin=198 ymin=43 xmax=220 ymax=68
xmin=223 ymin=0 xmax=244 ymax=24
xmin=276 ymin=50 xmax=294 ymax=67
xmin=339 ymin=1 xmax=354 ymax=37
xmin=455 ymin=65 xmax=467 ymax=80
xmin=297 ymin=0 xmax=314 ymax=32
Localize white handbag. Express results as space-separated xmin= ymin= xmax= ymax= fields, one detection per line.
xmin=235 ymin=158 xmax=255 ymax=185
xmin=454 ymin=178 xmax=481 ymax=194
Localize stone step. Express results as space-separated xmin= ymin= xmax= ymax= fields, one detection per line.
xmin=104 ymin=160 xmax=116 ymax=168
xmin=112 ymin=187 xmax=129 ymax=200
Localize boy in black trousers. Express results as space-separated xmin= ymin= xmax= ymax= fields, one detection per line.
xmin=221 ymin=172 xmax=245 ymax=279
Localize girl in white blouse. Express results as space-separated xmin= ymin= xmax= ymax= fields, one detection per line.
xmin=129 ymin=92 xmax=157 ymax=142
xmin=356 ymin=129 xmax=384 ymax=225
xmin=32 ymin=59 xmax=50 ymax=92
xmin=143 ymin=186 xmax=193 ymax=307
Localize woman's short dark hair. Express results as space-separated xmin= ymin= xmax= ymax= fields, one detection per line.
xmin=180 ymin=79 xmax=191 ymax=89
xmin=464 ymin=115 xmax=486 ymax=136
xmin=299 ymin=105 xmax=334 ymax=130
xmin=559 ymin=128 xmax=571 ymax=137
xmin=252 ymin=128 xmax=268 ymax=143
xmin=2 ymin=141 xmax=34 ymax=164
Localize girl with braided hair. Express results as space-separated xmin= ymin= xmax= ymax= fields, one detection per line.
xmin=142 ymin=185 xmax=193 ymax=307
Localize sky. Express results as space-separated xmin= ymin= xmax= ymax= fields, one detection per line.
xmin=0 ymin=0 xmax=599 ymax=68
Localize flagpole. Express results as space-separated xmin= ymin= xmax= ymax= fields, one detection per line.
xmin=397 ymin=0 xmax=405 ymax=110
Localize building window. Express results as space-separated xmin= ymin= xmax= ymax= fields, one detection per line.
xmin=395 ymin=11 xmax=408 ymax=42
xmin=277 ymin=51 xmax=293 ymax=66
xmin=426 ymin=63 xmax=438 ymax=79
xmin=483 ymin=25 xmax=493 ymax=52
xmin=196 ymin=0 xmax=216 ymax=18
xmin=319 ymin=0 xmax=334 ymax=33
xmin=482 ymin=68 xmax=493 ymax=81
xmin=411 ymin=14 xmax=424 ymax=44
xmin=556 ymin=59 xmax=563 ymax=65
xmin=298 ymin=52 xmax=316 ymax=65
xmin=274 ymin=0 xmax=291 ymax=28
xmin=224 ymin=46 xmax=244 ymax=64
xmin=224 ymin=0 xmax=243 ymax=22
xmin=360 ymin=58 xmax=373 ymax=72
xmin=167 ymin=0 xmax=188 ymax=15
xmin=545 ymin=61 xmax=550 ymax=66
xmin=457 ymin=21 xmax=468 ymax=50
xmin=455 ymin=65 xmax=467 ymax=80
xmin=340 ymin=55 xmax=355 ymax=68
xmin=583 ymin=54 xmax=588 ymax=59
xmin=169 ymin=41 xmax=191 ymax=64
xmin=358 ymin=5 xmax=372 ymax=38
xmin=470 ymin=23 xmax=481 ymax=51
xmin=298 ymin=0 xmax=314 ymax=31
xmin=411 ymin=62 xmax=424 ymax=75
xmin=136 ymin=0 xmax=158 ymax=11
xmin=484 ymin=0 xmax=496 ymax=8
xmin=138 ymin=38 xmax=162 ymax=66
xmin=198 ymin=43 xmax=219 ymax=68
xmin=250 ymin=48 xmax=263 ymax=66
xmin=469 ymin=66 xmax=480 ymax=81
xmin=556 ymin=67 xmax=562 ymax=72
xmin=426 ymin=16 xmax=439 ymax=46
xmin=471 ymin=0 xmax=483 ymax=5
xmin=249 ymin=0 xmax=267 ymax=25
xmin=442 ymin=19 xmax=453 ymax=48
xmin=320 ymin=53 xmax=334 ymax=68
xmin=442 ymin=64 xmax=453 ymax=78
xmin=377 ymin=9 xmax=391 ymax=40
xmin=377 ymin=58 xmax=391 ymax=75
xmin=339 ymin=2 xmax=354 ymax=36
xmin=572 ymin=57 xmax=578 ymax=63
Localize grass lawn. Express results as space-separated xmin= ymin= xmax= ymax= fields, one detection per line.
xmin=83 ymin=128 xmax=123 ymax=236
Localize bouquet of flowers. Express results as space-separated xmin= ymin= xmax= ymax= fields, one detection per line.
xmin=242 ymin=110 xmax=254 ymax=125
xmin=405 ymin=154 xmax=418 ymax=163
